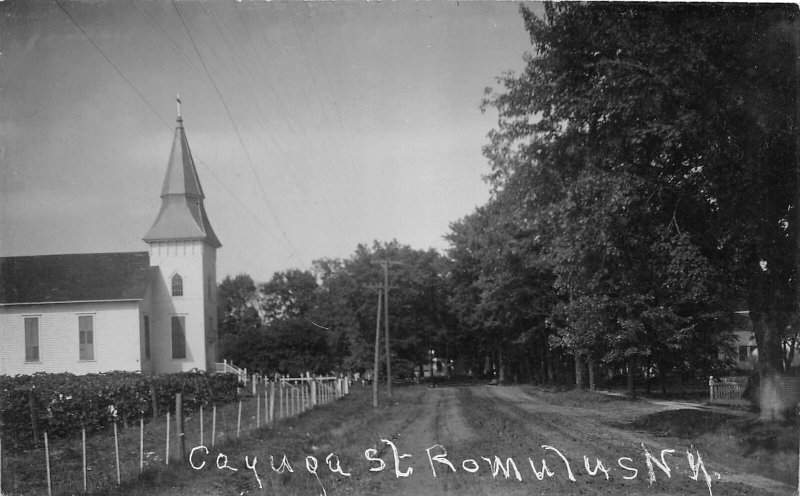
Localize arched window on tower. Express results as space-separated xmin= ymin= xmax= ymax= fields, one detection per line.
xmin=172 ymin=274 xmax=183 ymax=297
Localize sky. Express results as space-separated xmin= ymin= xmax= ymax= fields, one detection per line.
xmin=0 ymin=0 xmax=540 ymax=283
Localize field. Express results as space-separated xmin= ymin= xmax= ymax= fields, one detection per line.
xmin=15 ymin=383 xmax=785 ymax=496
xmin=1 ymin=380 xmax=332 ymax=495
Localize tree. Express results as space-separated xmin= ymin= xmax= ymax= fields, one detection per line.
xmin=446 ymin=196 xmax=557 ymax=384
xmin=481 ymin=2 xmax=797 ymax=413
xmin=217 ymin=274 xmax=262 ymax=359
xmin=341 ymin=241 xmax=453 ymax=379
xmin=311 ymin=257 xmax=365 ymax=371
xmin=264 ymin=318 xmax=332 ymax=375
xmin=260 ymin=269 xmax=319 ymax=323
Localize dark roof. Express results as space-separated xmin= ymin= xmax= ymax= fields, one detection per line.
xmin=0 ymin=252 xmax=156 ymax=304
xmin=143 ymin=120 xmax=221 ymax=248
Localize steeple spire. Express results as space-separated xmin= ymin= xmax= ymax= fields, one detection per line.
xmin=143 ymin=104 xmax=221 ymax=248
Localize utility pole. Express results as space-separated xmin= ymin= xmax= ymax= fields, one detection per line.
xmin=373 ymin=260 xmax=401 ymax=399
xmin=794 ymin=19 xmax=800 ymax=324
xmin=373 ymin=288 xmax=382 ymax=408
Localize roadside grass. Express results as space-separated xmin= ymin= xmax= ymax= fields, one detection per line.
xmin=90 ymin=385 xmax=427 ymax=496
xmin=519 ymin=384 xmax=636 ymax=409
xmin=620 ymin=408 xmax=798 ymax=486
xmin=1 ymin=383 xmax=355 ymax=496
xmin=520 ymin=384 xmax=795 ymax=488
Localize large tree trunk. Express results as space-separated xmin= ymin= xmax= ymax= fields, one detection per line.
xmin=540 ymin=334 xmax=549 ymax=385
xmin=498 ymin=351 xmax=506 ymax=385
xmin=574 ymin=349 xmax=586 ymax=390
xmin=752 ymin=311 xmax=792 ymax=421
xmin=626 ymin=360 xmax=636 ymax=397
xmin=588 ymin=356 xmax=596 ymax=391
xmin=522 ymin=351 xmax=532 ymax=383
xmin=565 ymin=355 xmax=575 ymax=388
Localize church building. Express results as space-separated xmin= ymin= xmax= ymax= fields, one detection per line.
xmin=0 ymin=110 xmax=220 ymax=375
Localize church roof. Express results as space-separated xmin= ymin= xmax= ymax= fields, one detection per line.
xmin=143 ymin=117 xmax=221 ymax=247
xmin=0 ymin=252 xmax=157 ymax=305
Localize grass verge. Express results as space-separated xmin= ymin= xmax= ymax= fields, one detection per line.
xmin=621 ymin=408 xmax=798 ymax=486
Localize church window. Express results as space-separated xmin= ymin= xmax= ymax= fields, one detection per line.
xmin=143 ymin=315 xmax=151 ymax=360
xmin=172 ymin=274 xmax=183 ymax=297
xmin=24 ymin=317 xmax=39 ymax=362
xmin=79 ymin=315 xmax=94 ymax=361
xmin=172 ymin=316 xmax=186 ymax=359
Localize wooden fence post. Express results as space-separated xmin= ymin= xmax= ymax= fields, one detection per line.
xmin=269 ymin=381 xmax=275 ymax=423
xmin=44 ymin=432 xmax=51 ymax=496
xmin=175 ymin=393 xmax=185 ymax=463
xmin=165 ymin=412 xmax=170 ymax=465
xmin=82 ymin=426 xmax=87 ymax=492
xmin=29 ymin=389 xmax=40 ymax=444
xmin=237 ymin=400 xmax=242 ymax=438
xmin=150 ymin=382 xmax=158 ymax=419
xmin=311 ymin=379 xmax=317 ymax=407
xmin=212 ymin=405 xmax=217 ymax=448
xmin=139 ymin=416 xmax=144 ymax=473
xmin=113 ymin=421 xmax=121 ymax=485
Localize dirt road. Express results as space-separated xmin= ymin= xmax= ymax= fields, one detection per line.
xmin=355 ymin=385 xmax=790 ymax=496
xmin=111 ymin=384 xmax=793 ymax=496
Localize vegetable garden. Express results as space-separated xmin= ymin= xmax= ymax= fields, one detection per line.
xmin=0 ymin=371 xmax=348 ymax=495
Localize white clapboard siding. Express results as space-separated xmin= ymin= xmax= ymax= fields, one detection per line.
xmin=0 ymin=301 xmax=144 ymax=375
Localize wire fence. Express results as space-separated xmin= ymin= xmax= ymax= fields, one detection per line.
xmin=0 ymin=376 xmax=349 ymax=495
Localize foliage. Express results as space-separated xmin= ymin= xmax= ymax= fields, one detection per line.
xmin=218 ymin=273 xmax=263 ymax=359
xmin=341 ymin=241 xmax=453 ymax=375
xmin=263 ymin=318 xmax=333 ymax=375
xmin=219 ymin=241 xmax=453 ymax=379
xmin=0 ymin=371 xmax=240 ymax=445
xmin=260 ymin=269 xmax=318 ymax=323
xmin=442 ymin=2 xmax=798 ymax=393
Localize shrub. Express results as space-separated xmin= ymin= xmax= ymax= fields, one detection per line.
xmin=0 ymin=371 xmax=241 ymax=445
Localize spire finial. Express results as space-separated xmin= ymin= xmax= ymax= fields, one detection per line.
xmin=176 ymin=94 xmax=182 ymax=123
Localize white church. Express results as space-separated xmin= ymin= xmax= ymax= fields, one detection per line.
xmin=0 ymin=111 xmax=220 ymax=375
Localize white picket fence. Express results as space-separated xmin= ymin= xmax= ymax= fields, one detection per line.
xmin=215 ymin=361 xmax=350 ymax=415
xmin=214 ymin=359 xmax=248 ymax=385
xmin=709 ymin=376 xmax=748 ymax=405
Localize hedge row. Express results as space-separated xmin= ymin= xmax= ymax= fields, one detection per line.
xmin=0 ymin=371 xmax=241 ymax=443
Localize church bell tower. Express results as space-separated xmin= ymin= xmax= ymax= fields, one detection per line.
xmin=143 ymin=98 xmax=221 ymax=373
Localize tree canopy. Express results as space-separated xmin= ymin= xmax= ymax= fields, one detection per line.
xmin=471 ymin=2 xmax=797 ymax=414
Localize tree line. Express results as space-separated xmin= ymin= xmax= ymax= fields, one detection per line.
xmin=217 ymin=241 xmax=452 ymax=380
xmin=219 ymin=3 xmax=799 ymax=419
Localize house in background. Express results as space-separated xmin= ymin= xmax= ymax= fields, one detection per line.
xmin=0 ymin=112 xmax=220 ymax=376
xmin=731 ymin=311 xmax=758 ymax=370
xmin=729 ymin=310 xmax=800 ymax=371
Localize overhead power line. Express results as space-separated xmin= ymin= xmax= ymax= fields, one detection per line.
xmin=172 ymin=0 xmax=304 ymax=264
xmin=52 ymin=0 xmax=293 ymax=257
xmin=54 ymin=0 xmax=170 ymax=129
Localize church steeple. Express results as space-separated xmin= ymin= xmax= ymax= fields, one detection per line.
xmin=143 ymin=100 xmax=221 ymax=248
